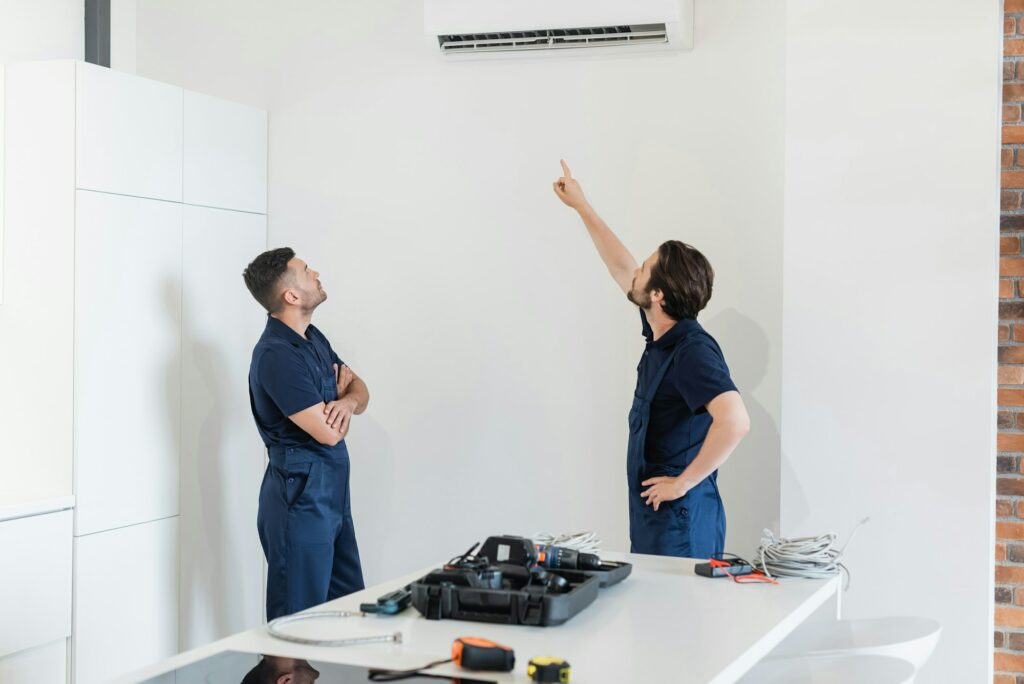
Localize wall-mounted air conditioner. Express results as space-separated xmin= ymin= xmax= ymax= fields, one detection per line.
xmin=424 ymin=0 xmax=694 ymax=59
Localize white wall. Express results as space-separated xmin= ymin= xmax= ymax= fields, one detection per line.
xmin=135 ymin=0 xmax=786 ymax=583
xmin=0 ymin=1 xmax=82 ymax=508
xmin=782 ymin=2 xmax=1000 ymax=682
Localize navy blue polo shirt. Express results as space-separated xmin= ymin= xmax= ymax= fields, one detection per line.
xmin=248 ymin=315 xmax=346 ymax=453
xmin=637 ymin=310 xmax=738 ymax=468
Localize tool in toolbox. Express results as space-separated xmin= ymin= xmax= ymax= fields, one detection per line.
xmin=528 ymin=656 xmax=571 ymax=683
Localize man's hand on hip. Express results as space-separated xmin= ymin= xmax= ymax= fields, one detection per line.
xmin=640 ymin=475 xmax=693 ymax=512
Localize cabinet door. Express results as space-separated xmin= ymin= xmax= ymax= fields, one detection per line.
xmin=183 ymin=90 xmax=267 ymax=213
xmin=74 ymin=191 xmax=181 ymax=535
xmin=0 ymin=510 xmax=72 ymax=659
xmin=73 ymin=516 xmax=178 ymax=684
xmin=180 ymin=205 xmax=266 ymax=648
xmin=76 ymin=62 xmax=183 ymax=201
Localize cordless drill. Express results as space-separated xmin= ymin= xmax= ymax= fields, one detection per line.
xmin=534 ymin=544 xmax=601 ymax=571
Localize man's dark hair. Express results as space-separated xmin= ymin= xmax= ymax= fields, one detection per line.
xmin=243 ymin=247 xmax=295 ymax=313
xmin=240 ymin=658 xmax=275 ymax=684
xmin=647 ymin=240 xmax=714 ymax=320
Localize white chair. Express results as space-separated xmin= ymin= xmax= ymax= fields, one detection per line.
xmin=768 ymin=617 xmax=942 ymax=670
xmin=737 ymin=654 xmax=917 ymax=684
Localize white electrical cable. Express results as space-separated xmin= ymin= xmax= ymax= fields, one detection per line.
xmin=530 ymin=531 xmax=602 ymax=554
xmin=752 ymin=518 xmax=869 ymax=589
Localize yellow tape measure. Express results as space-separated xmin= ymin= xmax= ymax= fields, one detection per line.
xmin=527 ymin=656 xmax=571 ymax=683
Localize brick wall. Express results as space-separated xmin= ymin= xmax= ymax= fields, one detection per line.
xmin=999 ymin=4 xmax=1024 ymax=682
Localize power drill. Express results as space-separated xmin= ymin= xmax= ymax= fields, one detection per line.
xmin=477 ymin=535 xmax=602 ymax=571
xmin=535 ymin=544 xmax=601 ymax=571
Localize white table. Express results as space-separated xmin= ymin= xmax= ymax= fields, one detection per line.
xmin=120 ymin=552 xmax=839 ymax=684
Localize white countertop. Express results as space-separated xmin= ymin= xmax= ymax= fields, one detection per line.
xmin=120 ymin=552 xmax=839 ymax=684
xmin=0 ymin=495 xmax=74 ymax=523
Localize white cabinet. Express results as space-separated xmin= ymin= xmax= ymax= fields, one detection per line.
xmin=0 ymin=60 xmax=75 ymax=506
xmin=183 ymin=91 xmax=267 ymax=213
xmin=0 ymin=510 xmax=72 ymax=660
xmin=74 ymin=191 xmax=182 ymax=536
xmin=0 ymin=640 xmax=68 ymax=684
xmin=179 ymin=205 xmax=266 ymax=648
xmin=76 ymin=62 xmax=183 ymax=202
xmin=3 ymin=61 xmax=267 ymax=682
xmin=73 ymin=517 xmax=178 ymax=684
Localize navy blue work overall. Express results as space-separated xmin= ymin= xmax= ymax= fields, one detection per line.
xmin=626 ymin=344 xmax=727 ymax=559
xmin=258 ymin=442 xmax=364 ymax=620
xmin=249 ymin=316 xmax=365 ymax=621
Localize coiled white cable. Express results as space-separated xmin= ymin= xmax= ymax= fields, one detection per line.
xmin=530 ymin=531 xmax=602 ymax=554
xmin=753 ymin=518 xmax=869 ymax=588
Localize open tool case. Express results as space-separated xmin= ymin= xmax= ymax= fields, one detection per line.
xmin=409 ymin=537 xmax=632 ymax=627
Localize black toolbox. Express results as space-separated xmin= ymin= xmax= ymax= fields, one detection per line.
xmin=408 ymin=538 xmax=632 ymax=626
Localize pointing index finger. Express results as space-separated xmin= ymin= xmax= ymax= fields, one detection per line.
xmin=560 ymin=159 xmax=572 ymax=179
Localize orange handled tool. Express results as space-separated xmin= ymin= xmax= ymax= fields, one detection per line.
xmin=452 ymin=636 xmax=516 ymax=671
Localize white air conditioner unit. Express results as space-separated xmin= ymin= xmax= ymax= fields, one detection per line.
xmin=424 ymin=0 xmax=693 ymax=58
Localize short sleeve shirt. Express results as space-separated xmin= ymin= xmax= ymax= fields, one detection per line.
xmin=248 ymin=315 xmax=346 ymax=451
xmin=637 ymin=310 xmax=738 ymax=469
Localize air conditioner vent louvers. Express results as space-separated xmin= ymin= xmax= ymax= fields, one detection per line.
xmin=437 ymin=23 xmax=668 ymax=54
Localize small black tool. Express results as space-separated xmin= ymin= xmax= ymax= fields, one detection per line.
xmin=695 ymin=558 xmax=754 ymax=578
xmin=361 ymin=587 xmax=412 ymax=614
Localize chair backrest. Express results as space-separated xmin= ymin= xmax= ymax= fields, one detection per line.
xmin=739 ymin=654 xmax=917 ymax=684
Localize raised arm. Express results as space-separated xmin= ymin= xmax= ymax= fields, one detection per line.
xmin=552 ymin=159 xmax=638 ymax=294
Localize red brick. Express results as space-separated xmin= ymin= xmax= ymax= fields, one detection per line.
xmin=996 ymin=607 xmax=1024 ymax=630
xmin=1004 ymin=190 xmax=1023 ymax=210
xmin=1018 ymin=61 xmax=1024 ymax=81
xmin=1008 ymin=39 xmax=1024 ymax=57
xmin=996 ymin=650 xmax=1024 ymax=672
xmin=998 ymin=477 xmax=1024 ymax=495
xmin=1009 ymin=16 xmax=1017 ymax=35
xmin=1007 ymin=83 xmax=1024 ymax=103
xmin=1014 ymin=542 xmax=1024 ymax=562
xmin=1008 ymin=61 xmax=1017 ymax=82
xmin=1003 ymin=258 xmax=1024 ymax=277
xmin=1001 ymin=499 xmax=1015 ymax=517
xmin=1004 ymin=280 xmax=1018 ymax=300
xmin=1019 ymin=16 xmax=1024 ymax=35
xmin=1006 ymin=123 xmax=1024 ymax=141
xmin=1006 ymin=170 xmax=1024 ymax=189
xmin=1000 ymin=543 xmax=1009 ymax=562
xmin=1006 ymin=237 xmax=1022 ymax=256
xmin=1013 ymin=326 xmax=1024 ymax=342
xmin=1017 ymin=412 xmax=1024 ymax=429
xmin=1003 ymin=301 xmax=1024 ymax=319
xmin=1018 ymin=500 xmax=1024 ymax=518
xmin=1002 ymin=365 xmax=1024 ymax=384
xmin=1017 ymin=148 xmax=1024 ymax=167
xmin=1009 ymin=106 xmax=1022 ymax=125
xmin=995 ymin=673 xmax=1014 ymax=684
xmin=1009 ymin=0 xmax=1024 ymax=13
xmin=1003 ymin=324 xmax=1013 ymax=342
xmin=999 ymin=350 xmax=1024 ymax=365
xmin=998 ymin=522 xmax=1024 ymax=541
xmin=1007 ymin=148 xmax=1017 ymax=168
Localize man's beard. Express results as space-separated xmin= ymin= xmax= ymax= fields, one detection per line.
xmin=627 ymin=286 xmax=652 ymax=310
xmin=301 ymin=287 xmax=327 ymax=313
